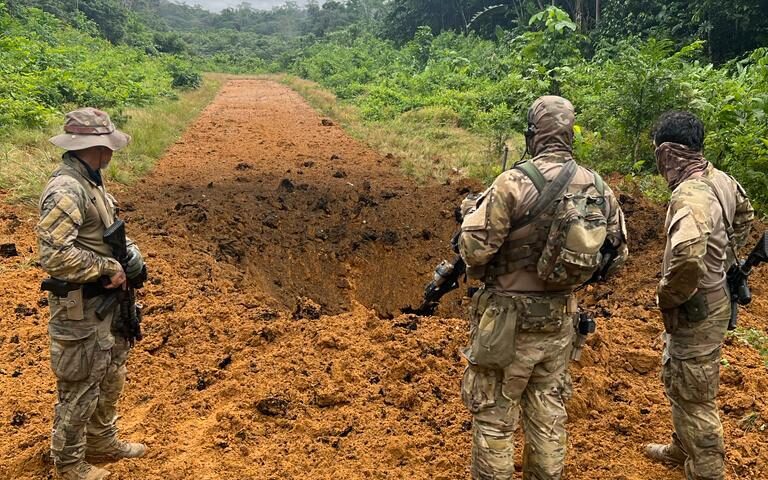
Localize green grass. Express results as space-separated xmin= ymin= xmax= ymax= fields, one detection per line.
xmin=731 ymin=327 xmax=768 ymax=366
xmin=279 ymin=75 xmax=523 ymax=185
xmin=0 ymin=73 xmax=225 ymax=205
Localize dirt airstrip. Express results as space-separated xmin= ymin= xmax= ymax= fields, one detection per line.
xmin=0 ymin=79 xmax=767 ymax=479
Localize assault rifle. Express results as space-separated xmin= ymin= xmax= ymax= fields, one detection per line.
xmin=726 ymin=231 xmax=768 ymax=330
xmin=403 ymin=201 xmax=469 ymax=316
xmin=100 ymin=219 xmax=146 ymax=346
xmin=403 ymin=250 xmax=467 ymax=316
xmin=404 ymin=146 xmax=513 ymax=316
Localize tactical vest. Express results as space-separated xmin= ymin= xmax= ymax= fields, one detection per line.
xmin=46 ymin=160 xmax=116 ymax=259
xmin=485 ymin=159 xmax=606 ymax=282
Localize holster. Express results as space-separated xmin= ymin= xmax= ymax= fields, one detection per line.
xmin=662 ymin=290 xmax=710 ymax=333
xmin=41 ymin=277 xmax=112 ymax=321
xmin=681 ymin=290 xmax=709 ymax=322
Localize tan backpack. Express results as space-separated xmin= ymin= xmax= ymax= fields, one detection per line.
xmin=514 ymin=160 xmax=608 ymax=286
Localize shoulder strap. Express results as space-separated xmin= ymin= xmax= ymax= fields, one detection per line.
xmin=512 ymin=160 xmax=578 ymax=231
xmin=514 ymin=160 xmax=547 ymax=193
xmin=593 ymin=171 xmax=605 ymax=196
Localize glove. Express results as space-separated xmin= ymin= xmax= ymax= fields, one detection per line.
xmin=460 ymin=194 xmax=480 ymax=218
xmin=125 ymin=245 xmax=146 ymax=280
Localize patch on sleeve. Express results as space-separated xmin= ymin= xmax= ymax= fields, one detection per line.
xmin=38 ymin=194 xmax=83 ymax=243
xmin=667 ymin=206 xmax=701 ymax=250
xmin=462 ymin=188 xmax=493 ymax=232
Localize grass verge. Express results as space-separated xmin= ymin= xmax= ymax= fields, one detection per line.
xmin=279 ymin=75 xmax=523 ymax=185
xmin=731 ymin=327 xmax=768 ymax=367
xmin=0 ymin=73 xmax=225 ymax=205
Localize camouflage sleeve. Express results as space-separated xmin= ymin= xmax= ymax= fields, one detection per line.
xmin=731 ymin=180 xmax=754 ymax=251
xmin=458 ymin=173 xmax=518 ymax=269
xmin=37 ymin=191 xmax=122 ymax=283
xmin=602 ymin=184 xmax=628 ymax=277
xmin=657 ymin=184 xmax=712 ymax=310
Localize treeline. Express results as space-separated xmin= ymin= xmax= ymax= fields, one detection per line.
xmin=8 ymin=1 xmax=767 ymax=71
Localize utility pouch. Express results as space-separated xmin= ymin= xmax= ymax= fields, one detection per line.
xmin=42 ymin=278 xmax=85 ymax=321
xmin=54 ymin=288 xmax=85 ymax=321
xmin=464 ymin=290 xmax=519 ymax=369
xmin=519 ymin=296 xmax=566 ymax=333
xmin=680 ymin=290 xmax=709 ymax=323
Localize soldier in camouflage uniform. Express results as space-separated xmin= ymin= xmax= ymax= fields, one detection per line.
xmin=37 ymin=108 xmax=148 ymax=480
xmin=458 ymin=96 xmax=628 ymax=479
xmin=645 ymin=111 xmax=754 ymax=480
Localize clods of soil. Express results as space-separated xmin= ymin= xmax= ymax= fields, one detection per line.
xmin=1 ymin=80 xmax=767 ymax=479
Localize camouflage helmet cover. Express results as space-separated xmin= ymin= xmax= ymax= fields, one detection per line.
xmin=527 ymin=95 xmax=575 ymax=157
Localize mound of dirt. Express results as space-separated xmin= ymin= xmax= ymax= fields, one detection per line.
xmin=1 ymin=80 xmax=767 ymax=479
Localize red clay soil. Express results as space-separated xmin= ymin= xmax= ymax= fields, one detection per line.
xmin=1 ymin=79 xmax=767 ymax=479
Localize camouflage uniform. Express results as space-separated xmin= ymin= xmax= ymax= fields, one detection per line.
xmin=38 ymin=109 xmax=143 ymax=479
xmin=458 ymin=96 xmax=628 ymax=479
xmin=653 ymin=142 xmax=754 ymax=480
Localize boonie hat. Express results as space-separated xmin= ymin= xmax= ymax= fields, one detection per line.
xmin=49 ymin=108 xmax=131 ymax=151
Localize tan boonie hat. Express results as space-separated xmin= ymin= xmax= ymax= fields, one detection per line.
xmin=49 ymin=107 xmax=131 ymax=151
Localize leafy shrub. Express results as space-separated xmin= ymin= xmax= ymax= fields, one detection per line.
xmin=0 ymin=4 xmax=200 ymax=133
xmin=166 ymin=59 xmax=202 ymax=90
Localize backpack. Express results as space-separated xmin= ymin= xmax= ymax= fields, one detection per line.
xmin=514 ymin=159 xmax=608 ymax=287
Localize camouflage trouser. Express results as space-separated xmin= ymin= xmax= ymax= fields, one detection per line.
xmin=48 ymin=293 xmax=130 ymax=472
xmin=461 ymin=290 xmax=575 ymax=480
xmin=662 ymin=294 xmax=730 ymax=480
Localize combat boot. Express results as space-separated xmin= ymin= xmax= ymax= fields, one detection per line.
xmin=58 ymin=462 xmax=110 ymax=480
xmin=86 ymin=440 xmax=147 ymax=463
xmin=644 ymin=436 xmax=687 ymax=466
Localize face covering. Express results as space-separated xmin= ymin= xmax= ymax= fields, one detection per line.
xmin=655 ymin=142 xmax=708 ymax=190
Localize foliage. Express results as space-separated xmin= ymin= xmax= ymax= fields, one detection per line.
xmin=165 ymin=58 xmax=203 ymax=90
xmin=0 ymin=73 xmax=224 ymax=204
xmin=291 ymin=6 xmax=768 ymax=210
xmin=597 ymin=0 xmax=768 ymax=63
xmin=0 ymin=3 xmax=198 ymax=132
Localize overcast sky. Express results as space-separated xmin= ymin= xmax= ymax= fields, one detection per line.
xmin=181 ymin=0 xmax=311 ymax=11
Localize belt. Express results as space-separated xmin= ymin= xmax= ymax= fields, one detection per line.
xmin=82 ymin=282 xmax=110 ymax=299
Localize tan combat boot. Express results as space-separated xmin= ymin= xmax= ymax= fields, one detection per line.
xmin=86 ymin=440 xmax=147 ymax=463
xmin=58 ymin=462 xmax=110 ymax=480
xmin=644 ymin=436 xmax=688 ymax=466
